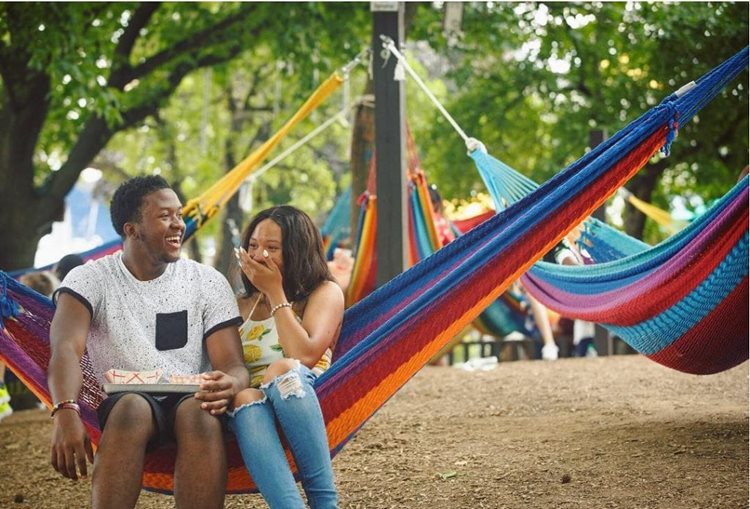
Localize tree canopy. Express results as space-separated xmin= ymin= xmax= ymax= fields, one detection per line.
xmin=0 ymin=2 xmax=369 ymax=270
xmin=1 ymin=2 xmax=747 ymax=270
xmin=411 ymin=2 xmax=748 ymax=243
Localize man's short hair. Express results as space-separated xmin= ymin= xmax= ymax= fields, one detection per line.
xmin=110 ymin=176 xmax=171 ymax=236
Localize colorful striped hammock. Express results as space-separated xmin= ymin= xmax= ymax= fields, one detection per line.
xmin=320 ymin=187 xmax=352 ymax=260
xmin=0 ymin=47 xmax=746 ymax=494
xmin=476 ymin=142 xmax=748 ymax=374
xmin=465 ymin=63 xmax=747 ymax=375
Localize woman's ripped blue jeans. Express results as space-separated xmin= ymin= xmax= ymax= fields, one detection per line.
xmin=229 ymin=362 xmax=338 ymax=509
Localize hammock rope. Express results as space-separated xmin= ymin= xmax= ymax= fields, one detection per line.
xmin=381 ymin=36 xmax=472 ymax=146
xmin=618 ymin=188 xmax=688 ymax=234
xmin=181 ymin=72 xmax=344 ymax=236
xmin=246 ymin=107 xmax=349 ymax=184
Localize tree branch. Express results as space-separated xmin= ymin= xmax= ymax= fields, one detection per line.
xmin=241 ymin=67 xmax=272 ymax=112
xmin=108 ymin=2 xmax=161 ymax=86
xmin=110 ymin=3 xmax=259 ymax=88
xmin=47 ymin=34 xmax=251 ymax=202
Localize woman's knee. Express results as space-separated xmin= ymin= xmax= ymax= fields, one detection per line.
xmin=234 ymin=388 xmax=265 ymax=407
xmin=262 ymin=358 xmax=299 ymax=384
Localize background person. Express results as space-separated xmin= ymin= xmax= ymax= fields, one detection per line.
xmin=19 ymin=270 xmax=58 ymax=297
xmin=54 ymin=253 xmax=84 ymax=284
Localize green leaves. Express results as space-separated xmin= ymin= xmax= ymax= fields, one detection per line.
xmin=410 ymin=2 xmax=747 ymax=241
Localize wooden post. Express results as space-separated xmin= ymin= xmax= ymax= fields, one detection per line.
xmin=372 ymin=2 xmax=408 ymax=287
xmin=589 ymin=129 xmax=613 ymax=356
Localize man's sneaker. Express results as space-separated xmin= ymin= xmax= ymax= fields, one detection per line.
xmin=541 ymin=343 xmax=559 ymax=361
xmin=0 ymin=401 xmax=13 ymax=422
xmin=0 ymin=384 xmax=10 ymax=405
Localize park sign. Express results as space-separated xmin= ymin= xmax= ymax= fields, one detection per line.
xmin=371 ymin=2 xmax=398 ymax=12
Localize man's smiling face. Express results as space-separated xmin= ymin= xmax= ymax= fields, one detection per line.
xmin=131 ymin=188 xmax=185 ymax=264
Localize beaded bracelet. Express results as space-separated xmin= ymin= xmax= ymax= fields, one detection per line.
xmin=270 ymin=302 xmax=292 ymax=316
xmin=51 ymin=400 xmax=81 ymax=418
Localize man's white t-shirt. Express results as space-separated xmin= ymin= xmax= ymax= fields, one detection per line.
xmin=55 ymin=252 xmax=242 ymax=384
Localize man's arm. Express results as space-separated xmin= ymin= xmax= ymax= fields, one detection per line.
xmin=48 ymin=293 xmax=95 ymax=480
xmin=196 ymin=326 xmax=249 ymax=415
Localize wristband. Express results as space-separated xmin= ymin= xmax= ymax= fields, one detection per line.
xmin=51 ymin=400 xmax=81 ymax=418
xmin=270 ymin=302 xmax=292 ymax=316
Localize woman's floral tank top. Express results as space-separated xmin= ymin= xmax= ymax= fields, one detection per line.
xmin=239 ymin=309 xmax=332 ymax=388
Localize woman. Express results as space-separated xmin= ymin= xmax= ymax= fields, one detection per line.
xmin=230 ymin=205 xmax=344 ymax=509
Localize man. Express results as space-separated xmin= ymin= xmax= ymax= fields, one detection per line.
xmin=48 ymin=176 xmax=249 ymax=509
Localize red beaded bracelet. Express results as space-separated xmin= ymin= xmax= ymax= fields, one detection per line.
xmin=50 ymin=400 xmax=81 ymax=418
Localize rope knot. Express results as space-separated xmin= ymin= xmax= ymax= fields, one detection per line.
xmin=660 ymin=102 xmax=680 ymax=157
xmin=465 ymin=137 xmax=487 ymax=155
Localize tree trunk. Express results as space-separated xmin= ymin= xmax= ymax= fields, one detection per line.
xmin=214 ymin=85 xmax=252 ymax=285
xmin=217 ymin=195 xmax=243 ymax=288
xmin=0 ymin=70 xmax=63 ymax=271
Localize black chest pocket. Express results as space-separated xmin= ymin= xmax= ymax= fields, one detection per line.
xmin=155 ymin=310 xmax=188 ymax=351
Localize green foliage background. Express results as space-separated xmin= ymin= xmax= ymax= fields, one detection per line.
xmin=1 ymin=2 xmax=746 ymax=267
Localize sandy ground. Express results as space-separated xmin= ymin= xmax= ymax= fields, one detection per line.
xmin=1 ymin=355 xmax=747 ymax=508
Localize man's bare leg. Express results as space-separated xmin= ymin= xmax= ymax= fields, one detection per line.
xmin=92 ymin=394 xmax=157 ymax=509
xmin=173 ymin=398 xmax=227 ymax=509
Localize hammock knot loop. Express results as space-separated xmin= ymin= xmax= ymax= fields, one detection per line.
xmin=183 ymin=200 xmax=218 ymax=230
xmin=659 ymin=102 xmax=680 ymax=157
xmin=466 ymin=137 xmax=487 ymax=155
xmin=0 ymin=272 xmax=21 ymax=327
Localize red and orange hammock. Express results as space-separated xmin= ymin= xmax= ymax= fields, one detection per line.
xmin=1 ymin=47 xmax=747 ymax=494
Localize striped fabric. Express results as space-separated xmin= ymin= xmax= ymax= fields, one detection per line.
xmin=320 ymin=187 xmax=352 ymax=260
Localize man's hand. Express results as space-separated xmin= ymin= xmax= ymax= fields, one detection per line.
xmin=194 ymin=371 xmax=242 ymax=415
xmin=50 ymin=410 xmax=94 ymax=480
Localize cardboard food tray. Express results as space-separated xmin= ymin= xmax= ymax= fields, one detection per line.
xmin=103 ymin=383 xmax=200 ymax=395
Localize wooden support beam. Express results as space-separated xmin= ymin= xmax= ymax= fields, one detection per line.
xmin=372 ymin=2 xmax=408 ymax=288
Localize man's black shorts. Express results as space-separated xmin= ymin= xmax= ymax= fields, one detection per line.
xmin=97 ymin=392 xmax=212 ymax=451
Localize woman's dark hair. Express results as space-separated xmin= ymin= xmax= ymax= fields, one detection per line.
xmin=240 ymin=205 xmax=333 ymax=302
xmin=110 ymin=175 xmax=171 ymax=236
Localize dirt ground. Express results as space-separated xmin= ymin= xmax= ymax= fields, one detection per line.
xmin=1 ymin=355 xmax=747 ymax=509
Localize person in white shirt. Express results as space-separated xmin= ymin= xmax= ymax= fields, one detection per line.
xmin=48 ymin=175 xmax=249 ymax=509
